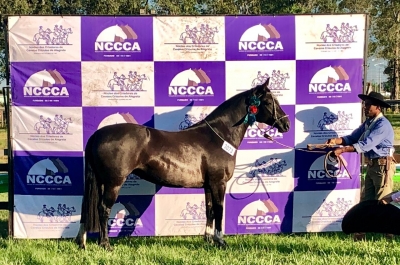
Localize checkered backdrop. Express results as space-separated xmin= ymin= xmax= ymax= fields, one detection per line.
xmin=7 ymin=14 xmax=366 ymax=239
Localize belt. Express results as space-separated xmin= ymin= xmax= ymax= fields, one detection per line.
xmin=367 ymin=156 xmax=394 ymax=166
xmin=366 ymin=156 xmax=396 ymax=187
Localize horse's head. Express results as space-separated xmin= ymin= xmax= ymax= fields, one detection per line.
xmin=249 ymin=78 xmax=290 ymax=133
xmin=327 ymin=66 xmax=340 ymax=82
xmin=256 ymin=24 xmax=270 ymax=40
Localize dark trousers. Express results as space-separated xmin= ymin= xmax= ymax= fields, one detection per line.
xmin=342 ymin=200 xmax=400 ymax=235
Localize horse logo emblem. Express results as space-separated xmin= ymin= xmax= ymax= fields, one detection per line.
xmin=168 ymin=68 xmax=213 ymax=97
xmin=251 ymin=70 xmax=290 ymax=90
xmin=98 ymin=112 xmax=138 ymax=129
xmin=32 ymin=25 xmax=73 ymax=45
xmin=179 ymin=24 xmax=219 ymax=44
xmin=320 ymin=23 xmax=358 ymax=43
xmin=180 ymin=201 xmax=206 ymax=220
xmin=23 ymin=69 xmax=69 ymax=98
xmin=315 ymin=198 xmax=353 ymax=217
xmin=179 ymin=113 xmax=208 ymax=130
xmin=309 ymin=65 xmax=350 ymax=93
xmin=238 ymin=23 xmax=282 ymax=51
xmin=95 ymin=24 xmax=140 ymax=52
xmin=33 ymin=114 xmax=73 ymax=134
xmin=27 ymin=158 xmax=71 ymax=187
xmin=239 ymin=199 xmax=279 ymax=217
xmin=37 ymin=203 xmax=76 ymax=223
xmin=107 ymin=71 xmax=149 ymax=91
xmin=28 ymin=158 xmax=68 ymax=176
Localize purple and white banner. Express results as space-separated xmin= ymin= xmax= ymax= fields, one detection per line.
xmin=11 ymin=62 xmax=82 ymax=107
xmin=81 ymin=16 xmax=153 ymax=62
xmin=225 ymin=16 xmax=296 ymax=61
xmin=8 ymin=14 xmax=366 ymax=239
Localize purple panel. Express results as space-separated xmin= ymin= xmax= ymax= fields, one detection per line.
xmin=13 ymin=151 xmax=83 ymax=196
xmin=294 ymin=149 xmax=361 ymax=191
xmin=225 ymin=16 xmax=296 ymax=61
xmin=224 ymin=192 xmax=293 ymax=234
xmin=81 ymin=16 xmax=153 ymax=61
xmin=239 ymin=105 xmax=295 ymax=150
xmin=11 ymin=62 xmax=82 ymax=106
xmin=154 ymin=62 xmax=226 ymax=107
xmin=296 ymin=59 xmax=363 ymax=104
xmin=82 ymin=106 xmax=154 ymax=148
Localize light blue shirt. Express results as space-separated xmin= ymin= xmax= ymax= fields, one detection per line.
xmin=341 ymin=115 xmax=394 ymax=159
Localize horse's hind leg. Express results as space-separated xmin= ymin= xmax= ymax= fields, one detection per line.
xmin=98 ymin=185 xmax=121 ymax=251
xmin=210 ymin=181 xmax=227 ymax=248
xmin=203 ymin=186 xmax=214 ymax=244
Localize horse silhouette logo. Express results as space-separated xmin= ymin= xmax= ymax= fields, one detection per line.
xmin=170 ymin=68 xmax=211 ymax=87
xmin=32 ymin=25 xmax=73 ymax=45
xmin=168 ymin=68 xmax=213 ymax=97
xmin=33 ymin=114 xmax=73 ymax=134
xmin=251 ymin=70 xmax=290 ymax=89
xmin=239 ymin=199 xmax=279 ymax=217
xmin=37 ymin=203 xmax=76 ymax=223
xmin=24 ymin=69 xmax=66 ymax=88
xmin=309 ymin=65 xmax=351 ymax=94
xmin=308 ymin=155 xmax=350 ymax=179
xmin=96 ymin=24 xmax=137 ymax=42
xmin=95 ymin=24 xmax=140 ymax=52
xmin=106 ymin=71 xmax=149 ymax=91
xmin=320 ymin=23 xmax=358 ymax=43
xmin=27 ymin=158 xmax=68 ymax=177
xmin=315 ymin=198 xmax=353 ymax=217
xmin=239 ymin=23 xmax=280 ymax=42
xmin=179 ymin=24 xmax=219 ymax=44
xmin=310 ymin=66 xmax=349 ymax=84
xmin=180 ymin=201 xmax=206 ymax=220
xmin=97 ymin=112 xmax=138 ymax=129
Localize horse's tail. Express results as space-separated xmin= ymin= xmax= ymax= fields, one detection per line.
xmin=81 ymin=134 xmax=101 ymax=232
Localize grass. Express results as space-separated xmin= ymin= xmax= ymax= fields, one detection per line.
xmin=0 ymin=184 xmax=398 ymax=264
xmin=0 ymin=117 xmax=398 ymax=264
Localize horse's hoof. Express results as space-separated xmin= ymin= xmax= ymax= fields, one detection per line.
xmin=214 ymin=239 xmax=227 ymax=249
xmin=204 ymin=234 xmax=214 ymax=244
xmin=99 ymin=242 xmax=113 ymax=252
xmin=75 ymin=238 xmax=86 ymax=250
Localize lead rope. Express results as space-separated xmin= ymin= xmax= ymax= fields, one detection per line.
xmin=259 ymin=124 xmax=352 ymax=179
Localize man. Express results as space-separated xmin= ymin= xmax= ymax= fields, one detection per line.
xmin=325 ymin=91 xmax=395 ymax=241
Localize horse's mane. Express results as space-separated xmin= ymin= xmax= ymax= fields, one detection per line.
xmin=184 ymin=84 xmax=270 ymax=130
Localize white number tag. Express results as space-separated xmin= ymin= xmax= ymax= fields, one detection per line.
xmin=222 ymin=141 xmax=236 ymax=156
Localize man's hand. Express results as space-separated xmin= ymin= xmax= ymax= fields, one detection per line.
xmin=325 ymin=138 xmax=336 ymax=145
xmin=333 ymin=148 xmax=343 ymax=157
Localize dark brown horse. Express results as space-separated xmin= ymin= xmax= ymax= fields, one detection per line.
xmin=75 ymin=78 xmax=290 ymax=250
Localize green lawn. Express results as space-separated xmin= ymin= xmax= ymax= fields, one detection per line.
xmin=0 ymin=117 xmax=397 ymax=264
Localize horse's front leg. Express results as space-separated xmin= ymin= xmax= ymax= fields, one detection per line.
xmin=203 ymin=186 xmax=214 ymax=244
xmin=210 ymin=181 xmax=227 ymax=248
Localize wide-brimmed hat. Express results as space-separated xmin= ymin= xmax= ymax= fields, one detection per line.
xmin=358 ymin=91 xmax=391 ymax=109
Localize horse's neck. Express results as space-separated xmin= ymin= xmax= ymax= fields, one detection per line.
xmin=201 ymin=92 xmax=250 ymax=149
